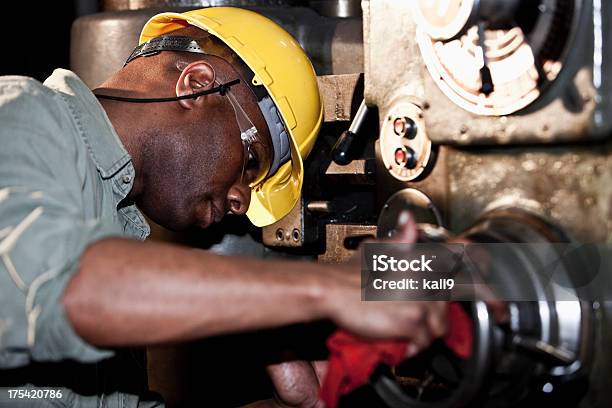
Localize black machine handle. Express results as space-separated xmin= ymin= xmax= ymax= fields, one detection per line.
xmin=332 ymin=100 xmax=369 ymax=165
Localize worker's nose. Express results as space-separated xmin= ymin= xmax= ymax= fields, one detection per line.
xmin=226 ymin=184 xmax=251 ymax=215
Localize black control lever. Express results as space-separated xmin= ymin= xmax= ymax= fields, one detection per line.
xmin=478 ymin=22 xmax=494 ymax=95
xmin=332 ymin=100 xmax=369 ymax=165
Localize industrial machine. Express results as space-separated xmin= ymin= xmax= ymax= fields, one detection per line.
xmin=261 ymin=1 xmax=612 ymax=406
xmin=71 ymin=0 xmax=612 ymax=406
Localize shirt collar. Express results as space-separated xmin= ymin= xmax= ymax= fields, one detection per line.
xmin=43 ymin=69 xmax=132 ymax=180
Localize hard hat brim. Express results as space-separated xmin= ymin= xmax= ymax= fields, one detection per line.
xmin=247 ymin=95 xmax=323 ymax=227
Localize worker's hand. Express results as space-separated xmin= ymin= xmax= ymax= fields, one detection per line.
xmin=242 ymin=360 xmax=327 ymax=408
xmin=324 ymin=211 xmax=449 ymax=354
xmin=266 ymin=360 xmax=327 ymax=408
xmin=448 ymin=239 xmax=508 ymax=324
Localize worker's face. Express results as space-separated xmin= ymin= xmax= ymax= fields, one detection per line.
xmin=137 ymin=60 xmax=272 ymax=231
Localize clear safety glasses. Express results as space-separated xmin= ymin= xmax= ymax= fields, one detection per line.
xmin=218 ymin=82 xmax=271 ymax=188
xmin=174 ymin=59 xmax=271 ymax=187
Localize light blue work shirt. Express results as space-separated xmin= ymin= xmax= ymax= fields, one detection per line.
xmin=0 ymin=69 xmax=162 ymax=407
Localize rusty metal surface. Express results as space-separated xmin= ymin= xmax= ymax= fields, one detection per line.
xmin=363 ymin=0 xmax=612 ymax=145
xmin=316 ymin=74 xmax=362 ymax=122
xmin=262 ymin=199 xmax=304 ymax=247
xmin=446 ymin=144 xmax=612 ymax=242
xmin=325 ymin=159 xmax=374 ymax=184
xmin=330 ymin=19 xmax=364 ymax=75
xmin=421 ymin=66 xmax=601 ymax=145
xmin=375 ymin=142 xmax=612 ymax=243
xmin=318 ymin=224 xmax=377 ymax=263
xmin=363 ymin=0 xmax=426 ymax=112
xmin=71 ymin=9 xmax=363 ymax=88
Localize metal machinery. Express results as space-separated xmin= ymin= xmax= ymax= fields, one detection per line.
xmin=274 ymin=0 xmax=612 ymax=408
xmin=71 ymin=0 xmax=364 ymax=88
xmin=71 ymin=0 xmax=612 ymax=406
xmin=262 ymin=0 xmax=612 ymax=406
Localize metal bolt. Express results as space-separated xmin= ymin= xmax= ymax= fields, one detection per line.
xmin=307 ymin=201 xmax=331 ymax=213
xmin=276 ymin=228 xmax=284 ymax=241
xmin=292 ymin=228 xmax=301 ymax=242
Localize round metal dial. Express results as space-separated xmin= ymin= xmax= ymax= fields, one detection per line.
xmin=380 ymin=103 xmax=432 ymax=182
xmin=414 ymin=0 xmax=576 ymax=116
xmin=377 ymin=189 xmax=444 ymax=239
xmin=413 ymin=0 xmax=477 ymax=40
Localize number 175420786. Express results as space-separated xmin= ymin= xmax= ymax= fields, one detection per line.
xmin=7 ymin=388 xmax=63 ymax=399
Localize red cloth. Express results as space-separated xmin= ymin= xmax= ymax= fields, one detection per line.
xmin=320 ymin=303 xmax=473 ymax=408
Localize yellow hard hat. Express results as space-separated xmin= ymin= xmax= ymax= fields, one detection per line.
xmin=140 ymin=7 xmax=323 ymax=227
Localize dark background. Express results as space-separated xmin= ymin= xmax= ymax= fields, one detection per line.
xmin=1 ymin=1 xmax=98 ymax=81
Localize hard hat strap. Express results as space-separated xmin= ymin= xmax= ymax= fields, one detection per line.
xmin=124 ymin=36 xmax=206 ymax=66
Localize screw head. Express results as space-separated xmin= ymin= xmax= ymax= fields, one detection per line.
xmin=292 ymin=228 xmax=301 ymax=242
xmin=276 ymin=228 xmax=284 ymax=241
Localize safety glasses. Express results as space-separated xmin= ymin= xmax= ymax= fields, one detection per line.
xmin=175 ymin=59 xmax=271 ymax=188
xmin=218 ymin=81 xmax=271 ymax=188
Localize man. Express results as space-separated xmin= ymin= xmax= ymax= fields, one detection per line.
xmin=0 ymin=8 xmax=447 ymax=407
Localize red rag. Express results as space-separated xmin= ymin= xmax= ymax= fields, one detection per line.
xmin=319 ymin=303 xmax=473 ymax=408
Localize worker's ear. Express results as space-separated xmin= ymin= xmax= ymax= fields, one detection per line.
xmin=175 ymin=60 xmax=216 ymax=110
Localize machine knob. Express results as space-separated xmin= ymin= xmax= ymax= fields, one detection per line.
xmin=393 ymin=117 xmax=418 ymax=139
xmin=394 ymin=147 xmax=418 ymax=169
xmin=332 ymin=100 xmax=369 ymax=165
xmin=332 ymin=130 xmax=357 ymax=165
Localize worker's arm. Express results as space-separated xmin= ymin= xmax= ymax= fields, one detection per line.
xmin=63 ymin=238 xmax=329 ymax=346
xmin=63 ymin=214 xmax=448 ymax=348
xmin=0 ymin=80 xmax=445 ymax=368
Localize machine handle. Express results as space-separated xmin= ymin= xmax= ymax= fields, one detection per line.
xmin=332 ymin=100 xmax=369 ymax=165
xmin=332 ymin=130 xmax=357 ymax=165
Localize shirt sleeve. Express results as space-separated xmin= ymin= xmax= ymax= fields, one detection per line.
xmin=0 ymin=78 xmax=124 ymax=367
